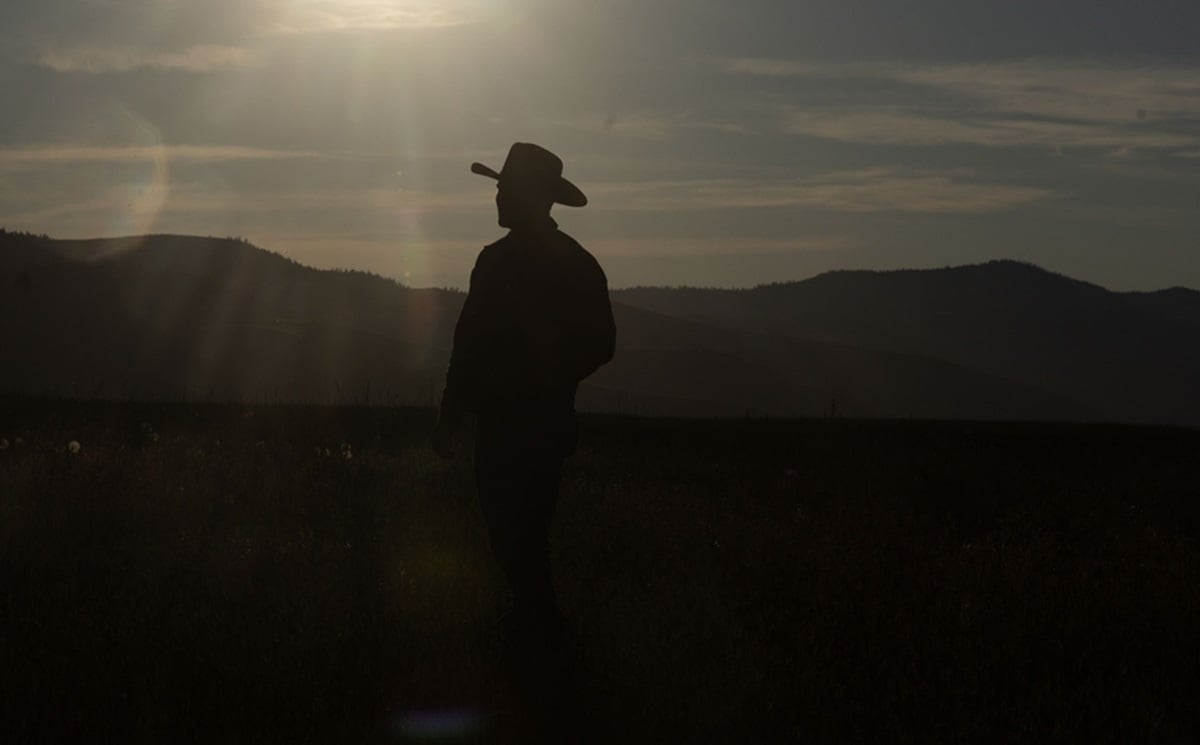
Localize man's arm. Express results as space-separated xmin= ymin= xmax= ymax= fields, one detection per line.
xmin=562 ymin=253 xmax=616 ymax=384
xmin=435 ymin=252 xmax=489 ymax=454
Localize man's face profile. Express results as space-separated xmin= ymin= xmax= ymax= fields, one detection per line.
xmin=496 ymin=183 xmax=517 ymax=229
xmin=496 ymin=181 xmax=552 ymax=229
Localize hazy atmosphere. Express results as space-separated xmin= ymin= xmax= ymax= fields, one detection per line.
xmin=7 ymin=5 xmax=1200 ymax=743
xmin=3 ymin=0 xmax=1200 ymax=290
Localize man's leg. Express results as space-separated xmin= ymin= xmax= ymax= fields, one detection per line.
xmin=505 ymin=463 xmax=562 ymax=622
xmin=475 ymin=442 xmax=565 ymax=635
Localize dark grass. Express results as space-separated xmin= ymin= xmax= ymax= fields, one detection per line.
xmin=2 ymin=397 xmax=1199 ymax=743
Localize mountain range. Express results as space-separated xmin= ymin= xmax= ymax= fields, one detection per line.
xmin=3 ymin=230 xmax=1197 ymax=425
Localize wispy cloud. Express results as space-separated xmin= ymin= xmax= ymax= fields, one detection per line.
xmin=540 ymin=113 xmax=750 ymax=141
xmin=36 ymin=44 xmax=260 ymax=73
xmin=584 ymin=236 xmax=852 ymax=258
xmin=727 ymin=59 xmax=1200 ymax=119
xmin=266 ymin=0 xmax=478 ymax=33
xmin=590 ymin=169 xmax=1061 ymax=214
xmin=157 ymin=187 xmax=489 ymax=216
xmin=729 ymin=58 xmax=1200 ymax=153
xmin=783 ymin=107 xmax=1194 ymax=150
xmin=0 ymin=196 xmax=124 ymax=227
xmin=22 ymin=2 xmax=480 ymax=74
xmin=0 ymin=185 xmax=423 ymax=243
xmin=883 ymin=61 xmax=1200 ymax=123
xmin=0 ymin=145 xmax=320 ymax=169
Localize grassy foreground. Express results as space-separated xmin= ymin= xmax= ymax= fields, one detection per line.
xmin=2 ymin=399 xmax=1199 ymax=743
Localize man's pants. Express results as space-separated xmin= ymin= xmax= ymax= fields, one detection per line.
xmin=474 ymin=431 xmax=568 ymax=620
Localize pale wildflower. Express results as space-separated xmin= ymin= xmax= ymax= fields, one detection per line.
xmin=323 ymin=448 xmax=332 ymax=457
xmin=67 ymin=441 xmax=81 ymax=454
xmin=343 ymin=449 xmax=353 ymax=460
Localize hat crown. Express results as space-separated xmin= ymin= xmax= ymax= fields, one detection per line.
xmin=500 ymin=142 xmax=563 ymax=186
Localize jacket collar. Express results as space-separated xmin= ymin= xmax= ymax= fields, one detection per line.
xmin=507 ymin=215 xmax=558 ymax=238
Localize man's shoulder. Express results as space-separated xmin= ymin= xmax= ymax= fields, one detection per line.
xmin=480 ymin=235 xmax=508 ymax=255
xmin=552 ymin=230 xmax=603 ymax=271
xmin=484 ymin=231 xmax=513 ymax=249
xmin=477 ymin=228 xmax=604 ymax=278
xmin=552 ymin=229 xmax=585 ymax=253
xmin=474 ymin=236 xmax=511 ymax=269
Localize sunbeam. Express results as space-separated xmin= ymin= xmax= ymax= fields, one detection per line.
xmin=271 ymin=0 xmax=483 ymax=33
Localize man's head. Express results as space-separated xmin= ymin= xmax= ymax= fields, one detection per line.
xmin=471 ymin=143 xmax=587 ymax=229
xmin=495 ymin=179 xmax=553 ymax=229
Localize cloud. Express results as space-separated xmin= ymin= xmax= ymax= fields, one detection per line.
xmin=9 ymin=1 xmax=478 ymax=76
xmin=36 ymin=44 xmax=260 ymax=73
xmin=589 ymin=169 xmax=1061 ymax=214
xmin=547 ymin=113 xmax=750 ymax=141
xmin=584 ymin=236 xmax=851 ymax=258
xmin=157 ymin=187 xmax=489 ymax=217
xmin=265 ymin=0 xmax=478 ymax=33
xmin=728 ymin=58 xmax=1200 ymax=152
xmin=0 ymin=184 xmax=485 ymax=231
xmin=2 ymin=0 xmax=271 ymax=57
xmin=0 ymin=146 xmax=326 ymax=231
xmin=882 ymin=61 xmax=1200 ymax=123
xmin=783 ymin=107 xmax=1195 ymax=150
xmin=0 ymin=145 xmax=319 ymax=167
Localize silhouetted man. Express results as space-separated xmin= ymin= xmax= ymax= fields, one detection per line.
xmin=433 ymin=143 xmax=616 ymax=648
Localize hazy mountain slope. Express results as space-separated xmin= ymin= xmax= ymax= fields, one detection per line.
xmin=599 ymin=304 xmax=1090 ymax=419
xmin=1 ymin=234 xmax=1094 ymax=419
xmin=2 ymin=234 xmax=459 ymax=403
xmin=615 ymin=261 xmax=1200 ymax=425
xmin=1121 ymin=287 xmax=1200 ymax=327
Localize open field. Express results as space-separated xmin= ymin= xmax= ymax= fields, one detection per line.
xmin=2 ymin=399 xmax=1199 ymax=743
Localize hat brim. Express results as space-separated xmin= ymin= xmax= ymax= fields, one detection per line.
xmin=470 ymin=162 xmax=502 ymax=180
xmin=470 ymin=161 xmax=588 ymax=208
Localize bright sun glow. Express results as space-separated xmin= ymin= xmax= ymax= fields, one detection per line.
xmin=274 ymin=0 xmax=480 ymax=33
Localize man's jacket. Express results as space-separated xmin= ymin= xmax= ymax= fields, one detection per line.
xmin=439 ymin=219 xmax=616 ymax=441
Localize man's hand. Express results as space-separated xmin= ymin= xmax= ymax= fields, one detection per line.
xmin=432 ymin=420 xmax=456 ymax=460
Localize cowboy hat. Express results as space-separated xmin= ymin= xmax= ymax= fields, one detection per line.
xmin=471 ymin=142 xmax=587 ymax=207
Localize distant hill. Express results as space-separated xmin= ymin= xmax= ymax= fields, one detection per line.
xmin=0 ymin=232 xmax=1129 ymax=421
xmin=1 ymin=232 xmax=458 ymax=404
xmin=615 ymin=261 xmax=1200 ymax=425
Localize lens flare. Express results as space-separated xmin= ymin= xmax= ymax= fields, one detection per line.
xmin=393 ymin=707 xmax=483 ymax=740
xmin=105 ymin=105 xmax=171 ymax=239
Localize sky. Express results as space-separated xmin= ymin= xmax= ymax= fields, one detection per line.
xmin=2 ymin=0 xmax=1199 ymax=290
